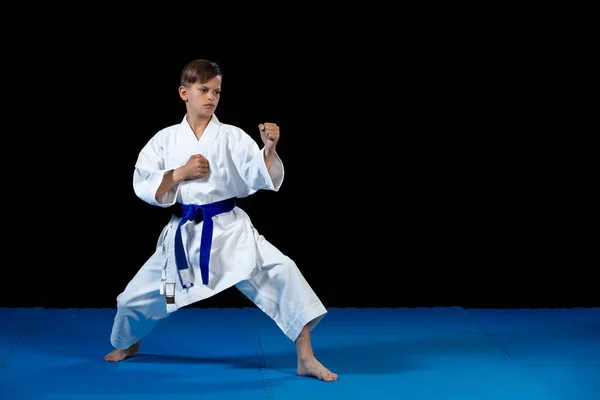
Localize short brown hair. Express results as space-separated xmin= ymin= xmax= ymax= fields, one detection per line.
xmin=180 ymin=59 xmax=221 ymax=87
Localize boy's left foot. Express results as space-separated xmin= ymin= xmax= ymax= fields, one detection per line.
xmin=297 ymin=357 xmax=339 ymax=382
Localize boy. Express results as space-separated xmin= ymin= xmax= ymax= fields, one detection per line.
xmin=104 ymin=59 xmax=338 ymax=382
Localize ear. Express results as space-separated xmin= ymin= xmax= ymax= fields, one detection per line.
xmin=178 ymin=85 xmax=188 ymax=102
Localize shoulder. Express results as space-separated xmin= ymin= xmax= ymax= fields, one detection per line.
xmin=145 ymin=122 xmax=182 ymax=146
xmin=155 ymin=123 xmax=181 ymax=138
xmin=218 ymin=122 xmax=252 ymax=142
xmin=219 ymin=122 xmax=244 ymax=135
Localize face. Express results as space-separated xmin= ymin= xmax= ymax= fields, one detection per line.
xmin=179 ymin=75 xmax=222 ymax=118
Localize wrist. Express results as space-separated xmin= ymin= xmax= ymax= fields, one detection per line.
xmin=172 ymin=167 xmax=184 ymax=183
xmin=264 ymin=147 xmax=276 ymax=157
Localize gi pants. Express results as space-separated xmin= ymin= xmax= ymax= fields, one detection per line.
xmin=109 ymin=233 xmax=327 ymax=350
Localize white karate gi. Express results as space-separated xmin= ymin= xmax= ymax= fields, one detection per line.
xmin=109 ymin=114 xmax=327 ymax=350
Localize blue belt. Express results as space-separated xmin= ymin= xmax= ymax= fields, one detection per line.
xmin=172 ymin=198 xmax=237 ymax=287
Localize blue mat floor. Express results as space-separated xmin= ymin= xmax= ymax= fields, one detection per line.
xmin=0 ymin=307 xmax=598 ymax=399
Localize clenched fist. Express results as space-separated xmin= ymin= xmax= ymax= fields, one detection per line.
xmin=259 ymin=122 xmax=279 ymax=153
xmin=180 ymin=153 xmax=210 ymax=180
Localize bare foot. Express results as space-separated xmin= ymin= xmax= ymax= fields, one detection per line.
xmin=295 ymin=324 xmax=338 ymax=382
xmin=297 ymin=356 xmax=339 ymax=382
xmin=104 ymin=341 xmax=141 ymax=362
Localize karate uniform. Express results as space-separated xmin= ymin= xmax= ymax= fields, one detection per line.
xmin=109 ymin=114 xmax=327 ymax=350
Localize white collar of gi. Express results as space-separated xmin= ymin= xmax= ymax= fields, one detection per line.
xmin=181 ymin=113 xmax=220 ymax=127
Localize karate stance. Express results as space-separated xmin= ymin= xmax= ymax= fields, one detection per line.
xmin=104 ymin=59 xmax=338 ymax=382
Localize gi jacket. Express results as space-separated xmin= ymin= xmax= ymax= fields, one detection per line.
xmin=133 ymin=114 xmax=284 ymax=312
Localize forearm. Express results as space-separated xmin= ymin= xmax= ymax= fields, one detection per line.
xmin=264 ymin=147 xmax=276 ymax=171
xmin=155 ymin=168 xmax=185 ymax=199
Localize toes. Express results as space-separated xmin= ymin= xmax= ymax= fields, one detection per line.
xmin=321 ymin=369 xmax=338 ymax=382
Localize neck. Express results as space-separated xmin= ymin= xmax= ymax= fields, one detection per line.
xmin=186 ymin=114 xmax=211 ymax=139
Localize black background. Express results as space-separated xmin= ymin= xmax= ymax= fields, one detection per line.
xmin=2 ymin=10 xmax=594 ymax=310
